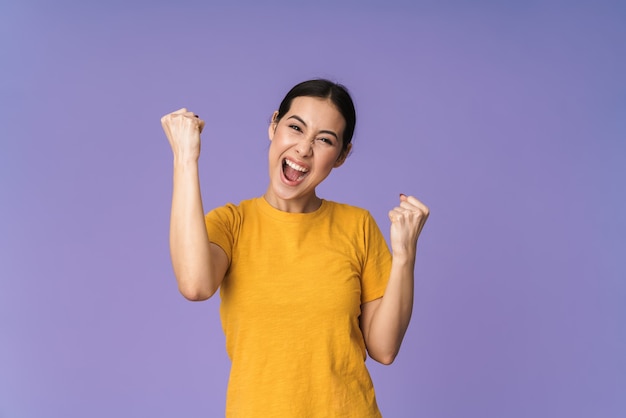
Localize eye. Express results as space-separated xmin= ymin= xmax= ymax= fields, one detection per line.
xmin=289 ymin=124 xmax=302 ymax=132
xmin=317 ymin=137 xmax=333 ymax=145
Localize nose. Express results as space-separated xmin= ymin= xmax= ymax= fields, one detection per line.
xmin=295 ymin=137 xmax=314 ymax=157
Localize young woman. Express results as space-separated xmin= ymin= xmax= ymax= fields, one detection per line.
xmin=161 ymin=79 xmax=429 ymax=417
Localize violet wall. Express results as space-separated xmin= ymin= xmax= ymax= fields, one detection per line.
xmin=1 ymin=1 xmax=624 ymax=417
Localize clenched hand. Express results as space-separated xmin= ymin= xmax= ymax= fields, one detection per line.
xmin=161 ymin=108 xmax=206 ymax=163
xmin=388 ymin=194 xmax=429 ymax=259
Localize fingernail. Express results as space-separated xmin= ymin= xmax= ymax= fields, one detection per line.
xmin=400 ymin=193 xmax=406 ymax=198
xmin=194 ymin=115 xmax=199 ymax=118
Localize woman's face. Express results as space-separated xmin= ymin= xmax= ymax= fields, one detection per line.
xmin=265 ymin=96 xmax=350 ymax=212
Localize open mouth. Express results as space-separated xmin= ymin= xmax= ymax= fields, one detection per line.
xmin=282 ymin=158 xmax=309 ymax=182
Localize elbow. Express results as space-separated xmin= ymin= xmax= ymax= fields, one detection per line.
xmin=364 ymin=332 xmax=404 ymax=365
xmin=179 ymin=289 xmax=211 ymax=301
xmin=379 ymin=355 xmax=396 ymax=366
xmin=369 ymin=348 xmax=399 ymax=366
xmin=177 ymin=278 xmax=216 ymax=301
xmin=373 ymin=353 xmax=397 ymax=366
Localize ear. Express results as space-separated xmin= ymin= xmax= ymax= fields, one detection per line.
xmin=333 ymin=143 xmax=352 ymax=168
xmin=268 ymin=111 xmax=279 ymax=141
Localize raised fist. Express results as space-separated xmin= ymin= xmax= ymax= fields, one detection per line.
xmin=161 ymin=108 xmax=205 ymax=162
xmin=388 ymin=194 xmax=429 ymax=258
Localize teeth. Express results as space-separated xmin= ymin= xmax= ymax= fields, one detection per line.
xmin=284 ymin=159 xmax=308 ymax=172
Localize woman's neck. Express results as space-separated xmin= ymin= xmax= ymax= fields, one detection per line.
xmin=263 ymin=190 xmax=322 ymax=213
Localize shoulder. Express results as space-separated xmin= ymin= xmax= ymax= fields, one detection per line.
xmin=324 ymin=200 xmax=387 ymax=245
xmin=324 ymin=200 xmax=369 ymax=216
xmin=323 ymin=200 xmax=374 ymax=223
xmin=205 ymin=199 xmax=261 ymax=234
xmin=206 ymin=198 xmax=259 ymax=218
xmin=205 ymin=198 xmax=260 ymax=247
xmin=322 ymin=201 xmax=382 ymax=239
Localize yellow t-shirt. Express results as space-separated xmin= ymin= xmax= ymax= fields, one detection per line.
xmin=205 ymin=197 xmax=392 ymax=417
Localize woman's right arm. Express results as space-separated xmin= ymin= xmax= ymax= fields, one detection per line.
xmin=162 ymin=108 xmax=229 ymax=301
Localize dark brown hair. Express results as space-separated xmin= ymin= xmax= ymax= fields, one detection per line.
xmin=275 ymin=79 xmax=356 ymax=155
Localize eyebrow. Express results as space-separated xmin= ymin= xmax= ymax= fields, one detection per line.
xmin=287 ymin=115 xmax=339 ymax=140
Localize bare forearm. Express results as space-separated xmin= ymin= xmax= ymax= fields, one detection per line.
xmin=364 ymin=193 xmax=428 ymax=364
xmin=366 ymin=254 xmax=415 ymax=364
xmin=169 ymin=159 xmax=216 ymax=300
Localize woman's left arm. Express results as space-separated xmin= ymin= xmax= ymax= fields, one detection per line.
xmin=360 ymin=194 xmax=429 ymax=365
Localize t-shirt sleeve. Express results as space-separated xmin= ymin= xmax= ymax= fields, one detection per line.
xmin=204 ymin=203 xmax=240 ymax=264
xmin=360 ymin=211 xmax=392 ymax=304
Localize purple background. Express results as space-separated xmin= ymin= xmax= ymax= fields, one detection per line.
xmin=1 ymin=1 xmax=625 ymax=417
